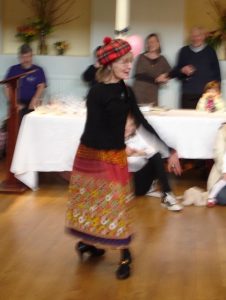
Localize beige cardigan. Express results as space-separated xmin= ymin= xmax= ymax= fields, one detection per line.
xmin=207 ymin=123 xmax=226 ymax=192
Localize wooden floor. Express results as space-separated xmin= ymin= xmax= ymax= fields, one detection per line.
xmin=1 ymin=159 xmax=226 ymax=300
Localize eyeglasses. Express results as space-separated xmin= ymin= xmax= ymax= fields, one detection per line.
xmin=115 ymin=60 xmax=132 ymax=65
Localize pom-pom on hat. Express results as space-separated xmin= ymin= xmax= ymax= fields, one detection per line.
xmin=97 ymin=36 xmax=132 ymax=65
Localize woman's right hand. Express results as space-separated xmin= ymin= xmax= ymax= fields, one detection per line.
xmin=17 ymin=104 xmax=25 ymax=111
xmin=155 ymin=73 xmax=169 ymax=84
xmin=181 ymin=65 xmax=195 ymax=76
xmin=167 ymin=150 xmax=182 ymax=176
xmin=125 ymin=146 xmax=136 ymax=156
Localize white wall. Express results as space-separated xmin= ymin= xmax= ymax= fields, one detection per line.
xmin=130 ymin=0 xmax=185 ymax=107
xmin=90 ymin=0 xmax=185 ymax=108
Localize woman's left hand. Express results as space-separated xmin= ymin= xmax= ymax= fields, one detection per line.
xmin=167 ymin=151 xmax=182 ymax=176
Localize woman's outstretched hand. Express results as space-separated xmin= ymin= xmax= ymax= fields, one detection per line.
xmin=167 ymin=151 xmax=182 ymax=176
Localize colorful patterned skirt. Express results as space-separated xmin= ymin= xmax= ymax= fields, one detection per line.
xmin=65 ymin=144 xmax=134 ymax=249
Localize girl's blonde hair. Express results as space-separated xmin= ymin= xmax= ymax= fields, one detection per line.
xmin=204 ymin=80 xmax=220 ymax=93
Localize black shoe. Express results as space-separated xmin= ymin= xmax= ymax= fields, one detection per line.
xmin=116 ymin=259 xmax=131 ymax=279
xmin=76 ymin=241 xmax=105 ymax=260
xmin=116 ymin=248 xmax=132 ymax=280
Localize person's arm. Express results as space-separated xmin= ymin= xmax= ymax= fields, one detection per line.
xmin=29 ymin=83 xmax=45 ymax=109
xmin=28 ymin=67 xmax=47 ymax=109
xmin=210 ymin=48 xmax=221 ymax=83
xmin=126 ymin=146 xmax=145 ymax=156
xmin=126 ymin=83 xmax=182 ymax=175
xmin=127 ymin=84 xmax=172 ymax=148
xmin=155 ymin=56 xmax=172 ymax=84
xmin=167 ymin=151 xmax=182 ymax=175
xmin=196 ymin=97 xmax=205 ymax=111
xmin=169 ymin=47 xmax=191 ymax=80
xmin=215 ymin=97 xmax=225 ymax=112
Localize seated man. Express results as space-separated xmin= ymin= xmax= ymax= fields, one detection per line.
xmin=4 ymin=44 xmax=47 ymax=120
xmin=125 ymin=114 xmax=182 ymax=212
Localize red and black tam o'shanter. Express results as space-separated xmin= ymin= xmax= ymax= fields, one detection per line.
xmin=97 ymin=37 xmax=131 ymax=66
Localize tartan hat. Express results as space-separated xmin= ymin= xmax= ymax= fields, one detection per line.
xmin=97 ymin=37 xmax=131 ymax=65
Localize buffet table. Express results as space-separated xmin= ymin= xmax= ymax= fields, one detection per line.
xmin=10 ymin=109 xmax=226 ymax=190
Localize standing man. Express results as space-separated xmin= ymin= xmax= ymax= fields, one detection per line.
xmin=170 ymin=27 xmax=221 ymax=109
xmin=4 ymin=44 xmax=47 ymax=119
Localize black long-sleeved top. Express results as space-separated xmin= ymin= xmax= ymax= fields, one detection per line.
xmin=170 ymin=45 xmax=221 ymax=95
xmin=81 ymin=80 xmax=172 ymax=152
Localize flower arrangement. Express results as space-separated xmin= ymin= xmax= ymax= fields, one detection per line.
xmin=54 ymin=41 xmax=69 ymax=55
xmin=206 ymin=0 xmax=226 ymax=51
xmin=17 ymin=0 xmax=79 ymax=54
xmin=32 ymin=18 xmax=52 ymax=36
xmin=16 ymin=23 xmax=38 ymax=44
xmin=22 ymin=0 xmax=79 ymax=33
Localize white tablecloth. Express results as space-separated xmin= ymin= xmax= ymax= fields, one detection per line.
xmin=146 ymin=109 xmax=226 ymax=159
xmin=11 ymin=112 xmax=86 ymax=190
xmin=10 ymin=109 xmax=226 ymax=190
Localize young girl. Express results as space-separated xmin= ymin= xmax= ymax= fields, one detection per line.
xmin=196 ymin=81 xmax=224 ymax=112
xmin=125 ymin=114 xmax=182 ymax=212
xmin=65 ymin=37 xmax=181 ymax=280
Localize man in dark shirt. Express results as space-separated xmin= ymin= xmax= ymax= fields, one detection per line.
xmin=170 ymin=27 xmax=221 ymax=108
xmin=4 ymin=44 xmax=47 ymax=119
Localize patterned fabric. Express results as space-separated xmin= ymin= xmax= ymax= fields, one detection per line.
xmin=97 ymin=38 xmax=131 ymax=66
xmin=66 ymin=144 xmax=134 ymax=248
xmin=76 ymin=144 xmax=128 ymax=168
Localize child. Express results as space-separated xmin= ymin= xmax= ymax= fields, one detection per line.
xmin=196 ymin=81 xmax=225 ymax=112
xmin=125 ymin=114 xmax=182 ymax=212
xmin=207 ymin=123 xmax=226 ymax=207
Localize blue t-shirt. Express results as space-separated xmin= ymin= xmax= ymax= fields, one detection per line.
xmin=5 ymin=64 xmax=47 ymax=105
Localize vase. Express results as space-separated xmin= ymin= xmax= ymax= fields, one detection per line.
xmin=57 ymin=49 xmax=64 ymax=55
xmin=38 ymin=31 xmax=48 ymax=55
xmin=23 ymin=40 xmax=31 ymax=46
